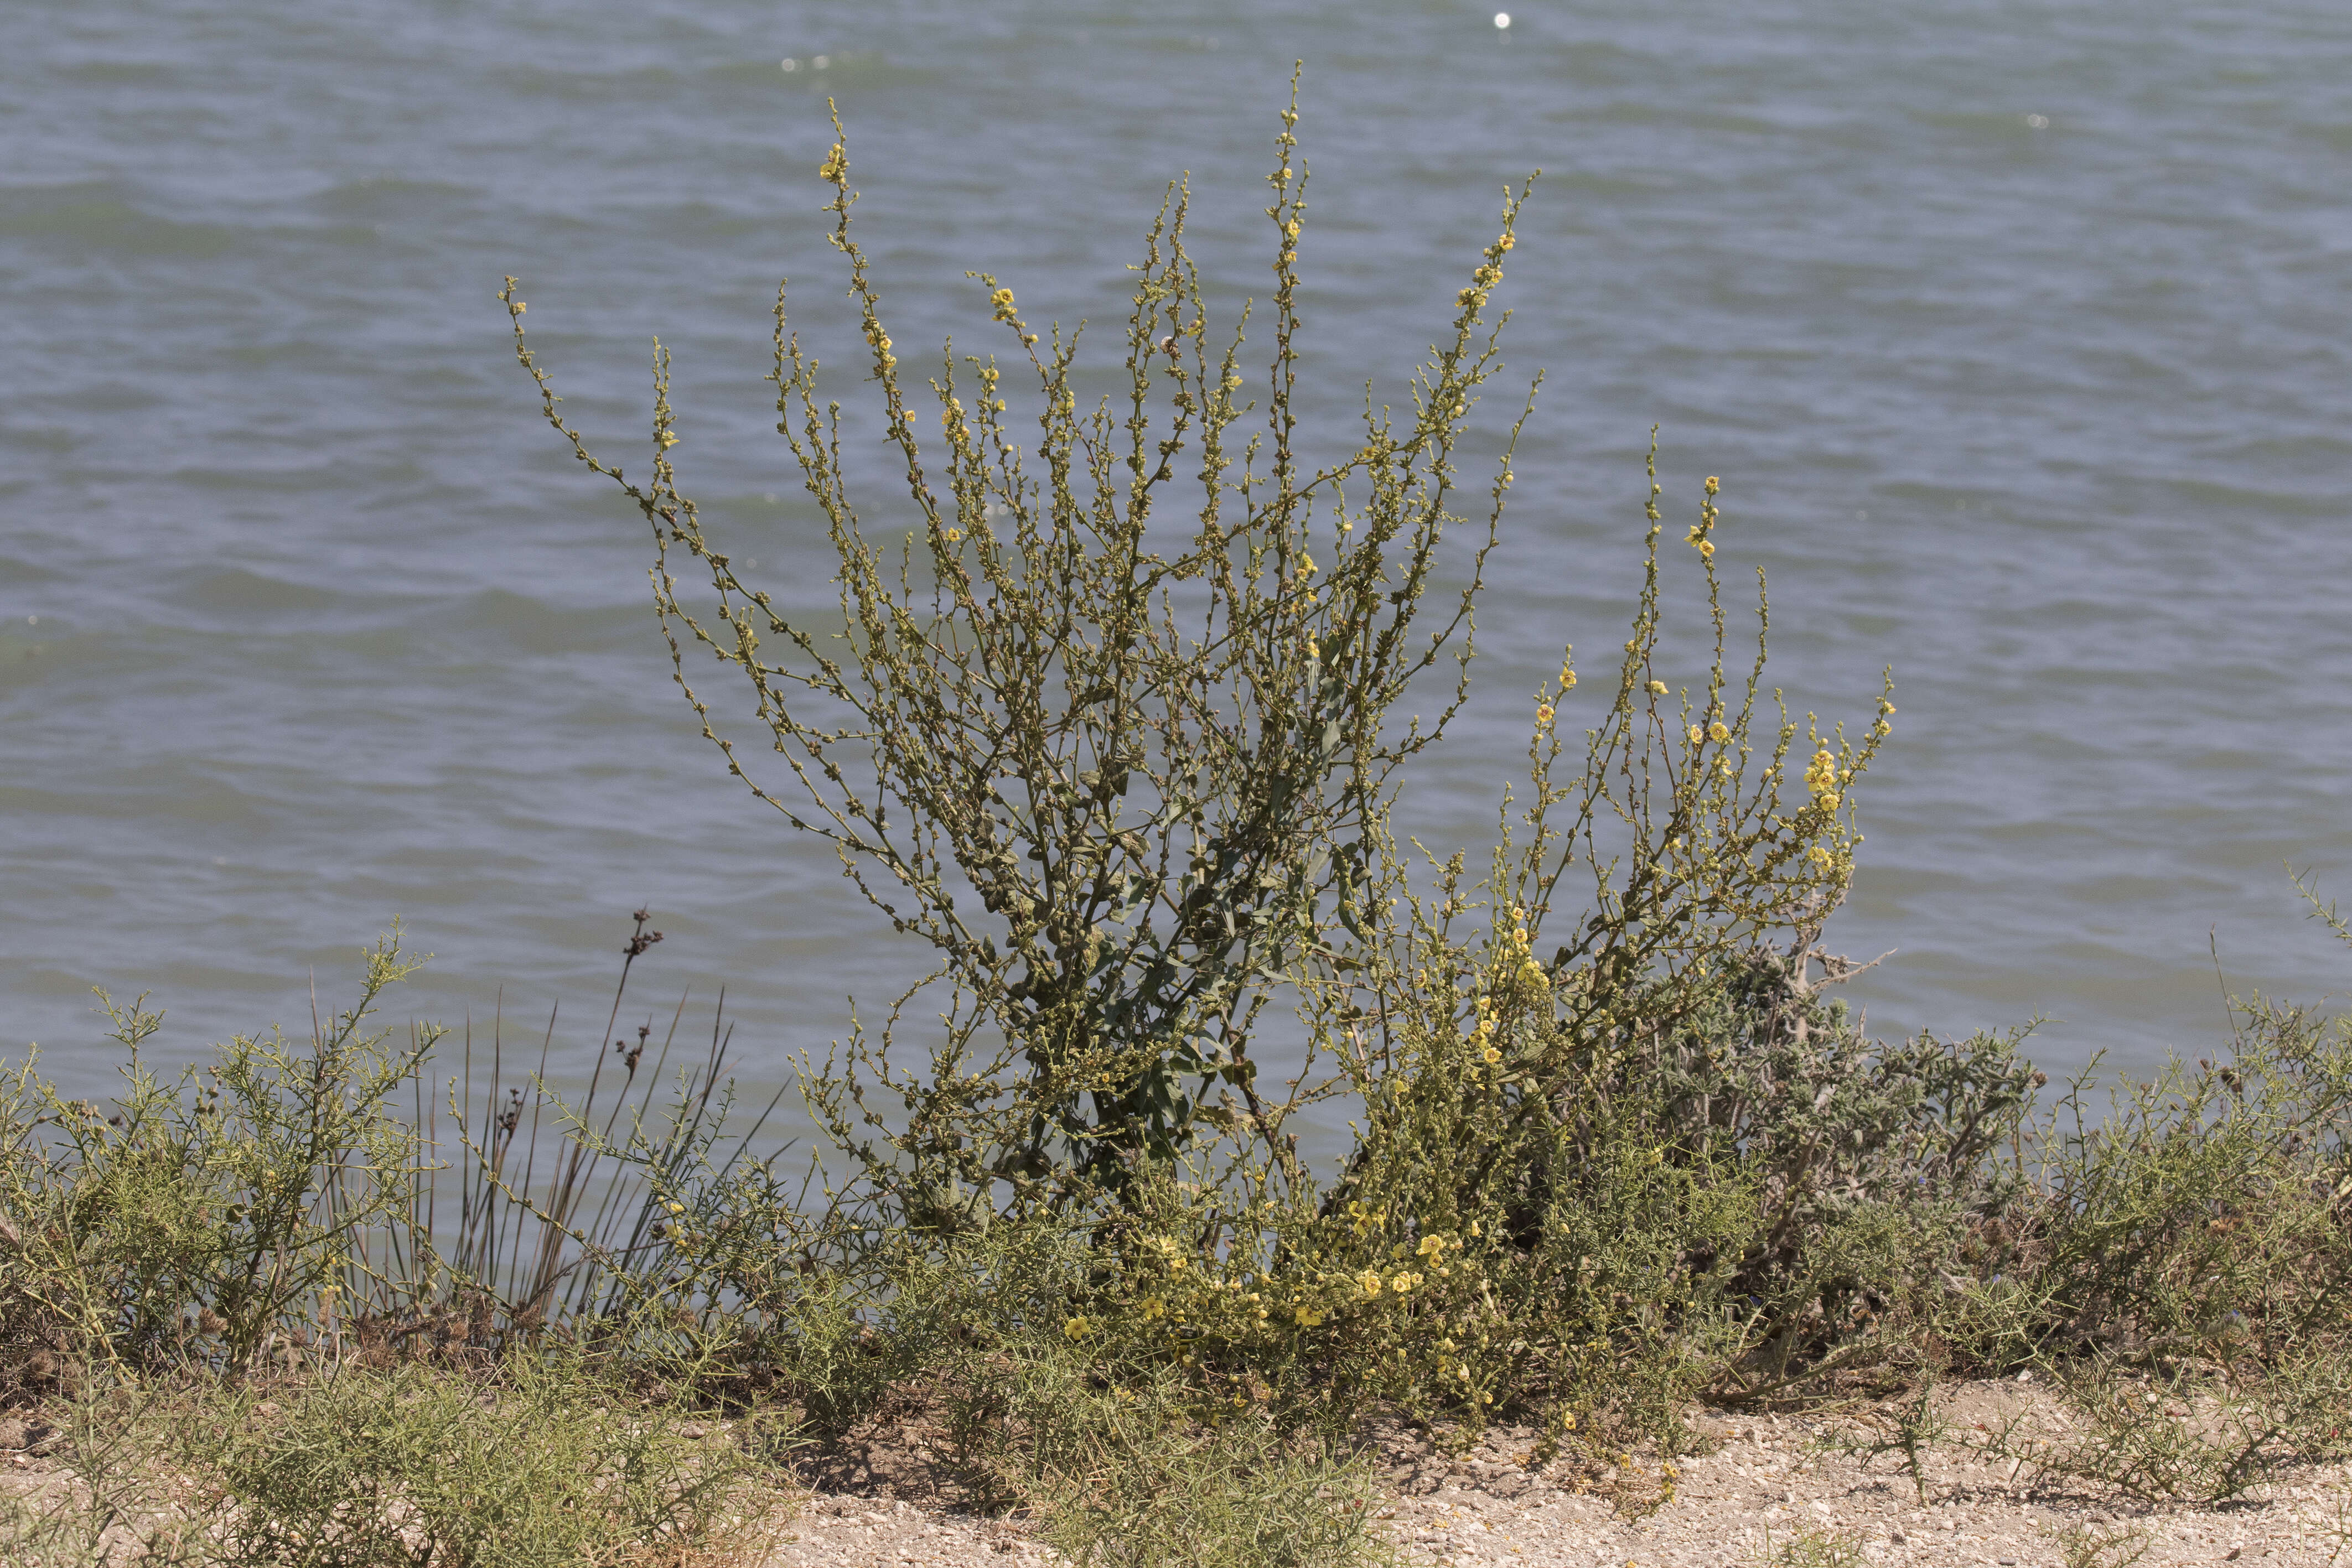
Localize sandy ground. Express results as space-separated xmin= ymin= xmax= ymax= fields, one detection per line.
xmin=755 ymin=1384 xmax=2352 ymax=1567
xmin=13 ymin=1385 xmax=2352 ymax=1565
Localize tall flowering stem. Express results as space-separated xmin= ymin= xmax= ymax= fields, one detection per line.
xmin=503 ymin=77 xmax=1539 ymax=1229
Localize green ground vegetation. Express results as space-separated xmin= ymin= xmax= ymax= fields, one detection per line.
xmin=8 ymin=86 xmax=2352 ymax=1565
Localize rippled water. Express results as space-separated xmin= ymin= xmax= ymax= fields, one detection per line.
xmin=5 ymin=1 xmax=2349 ymax=1133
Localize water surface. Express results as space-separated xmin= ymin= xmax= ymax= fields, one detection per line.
xmin=4 ymin=1 xmax=2349 ymax=1144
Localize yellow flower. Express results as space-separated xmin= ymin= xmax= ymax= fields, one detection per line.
xmin=943 ymin=527 xmax=963 ymax=543
xmin=657 ymin=431 xmax=679 ymax=450
xmin=1708 ymin=721 xmax=1729 ymax=742
xmin=666 ymin=1201 xmax=684 ymax=1213
xmin=1808 ymin=845 xmax=1833 ymax=868
xmin=1688 ymin=724 xmax=1704 ymax=745
xmin=1481 ymin=1046 xmax=1502 ymax=1065
xmin=1063 ymin=1316 xmax=1092 ymax=1340
xmin=1816 ymin=791 xmax=1840 ymax=811
xmin=1358 ymin=1269 xmax=1384 ymax=1298
xmin=1140 ymin=1296 xmax=1165 ymax=1321
xmin=1646 ymin=680 xmax=1667 ymax=695
xmin=1697 ymin=538 xmax=1716 ymax=559
xmin=1418 ymin=1234 xmax=1446 ymax=1258
xmin=1535 ymin=703 xmax=1555 ymax=725
xmin=1704 ymin=475 xmax=1719 ymax=495
xmin=1293 ymin=1304 xmax=1324 ymax=1327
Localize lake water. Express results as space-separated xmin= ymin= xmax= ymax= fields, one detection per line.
xmin=5 ymin=0 xmax=2349 ymax=1142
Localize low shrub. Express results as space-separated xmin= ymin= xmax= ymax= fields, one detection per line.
xmin=0 ymin=1377 xmax=205 ymax=1567
xmin=0 ymin=936 xmax=438 ymax=1384
xmin=201 ymin=1354 xmax=773 ymax=1567
xmin=1944 ymin=958 xmax=2352 ymax=1500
